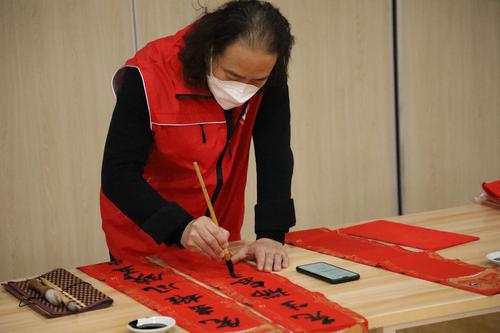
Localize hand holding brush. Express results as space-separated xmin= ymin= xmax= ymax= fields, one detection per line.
xmin=190 ymin=162 xmax=237 ymax=278
xmin=180 ymin=216 xmax=231 ymax=260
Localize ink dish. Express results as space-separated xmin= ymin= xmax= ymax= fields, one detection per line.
xmin=127 ymin=316 xmax=176 ymax=333
xmin=486 ymin=251 xmax=500 ymax=266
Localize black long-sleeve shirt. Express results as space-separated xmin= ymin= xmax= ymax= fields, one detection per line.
xmin=101 ymin=67 xmax=295 ymax=246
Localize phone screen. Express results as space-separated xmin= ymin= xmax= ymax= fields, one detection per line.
xmin=296 ymin=262 xmax=359 ymax=283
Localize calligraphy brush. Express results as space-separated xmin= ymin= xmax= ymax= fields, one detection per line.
xmin=28 ymin=278 xmax=62 ymax=306
xmin=193 ymin=162 xmax=236 ymax=278
xmin=40 ymin=277 xmax=82 ymax=311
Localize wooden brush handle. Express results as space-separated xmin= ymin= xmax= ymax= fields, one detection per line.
xmin=28 ymin=279 xmax=52 ymax=295
xmin=40 ymin=278 xmax=62 ymax=294
xmin=193 ymin=162 xmax=220 ymax=226
xmin=193 ymin=162 xmax=231 ymax=261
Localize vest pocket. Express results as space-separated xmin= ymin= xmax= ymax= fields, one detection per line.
xmin=151 ymin=121 xmax=226 ymax=167
xmin=200 ymin=124 xmax=206 ymax=144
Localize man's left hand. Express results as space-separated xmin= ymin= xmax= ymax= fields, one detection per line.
xmin=231 ymin=238 xmax=289 ymax=272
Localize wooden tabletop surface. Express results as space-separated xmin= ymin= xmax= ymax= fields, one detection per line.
xmin=1 ymin=204 xmax=499 ymax=332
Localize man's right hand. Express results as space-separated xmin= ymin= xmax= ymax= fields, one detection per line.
xmin=180 ymin=216 xmax=230 ymax=260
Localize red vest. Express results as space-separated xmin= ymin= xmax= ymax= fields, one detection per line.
xmin=101 ymin=25 xmax=263 ymax=259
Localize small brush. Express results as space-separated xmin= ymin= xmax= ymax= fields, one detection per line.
xmin=193 ymin=162 xmax=237 ymax=278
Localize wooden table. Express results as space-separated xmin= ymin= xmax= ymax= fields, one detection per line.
xmin=1 ymin=204 xmax=499 ymax=332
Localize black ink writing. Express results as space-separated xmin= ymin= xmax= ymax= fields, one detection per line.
xmin=167 ymin=294 xmax=202 ymax=305
xmin=281 ymin=300 xmax=308 ymax=310
xmin=291 ymin=311 xmax=335 ymax=325
xmin=190 ymin=304 xmax=214 ymax=315
xmin=251 ymin=288 xmax=289 ymax=299
xmin=199 ymin=316 xmax=240 ymax=328
xmin=142 ymin=282 xmax=179 ymax=293
xmin=230 ymin=277 xmax=265 ymax=288
xmin=112 ymin=265 xmax=163 ymax=284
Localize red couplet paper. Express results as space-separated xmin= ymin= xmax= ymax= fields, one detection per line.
xmin=483 ymin=180 xmax=500 ymax=200
xmin=79 ymin=260 xmax=278 ymax=332
xmin=159 ymin=249 xmax=368 ymax=333
xmin=286 ymin=229 xmax=500 ymax=296
xmin=340 ymin=220 xmax=479 ymax=250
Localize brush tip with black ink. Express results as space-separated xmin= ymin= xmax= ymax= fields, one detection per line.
xmin=225 ymin=259 xmax=238 ymax=278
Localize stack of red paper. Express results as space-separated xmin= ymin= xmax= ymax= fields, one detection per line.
xmin=481 ymin=180 xmax=500 ymax=209
xmin=285 ymin=228 xmax=499 ymax=296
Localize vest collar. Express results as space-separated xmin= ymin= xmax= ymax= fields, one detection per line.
xmin=170 ymin=51 xmax=212 ymax=98
xmin=173 ymin=72 xmax=212 ymax=98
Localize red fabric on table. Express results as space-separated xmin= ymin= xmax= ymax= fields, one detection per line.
xmin=159 ymin=248 xmax=368 ymax=333
xmin=286 ymin=229 xmax=409 ymax=267
xmin=445 ymin=268 xmax=500 ymax=295
xmin=483 ymin=180 xmax=500 ymax=199
xmin=380 ymin=250 xmax=482 ymax=280
xmin=339 ymin=220 xmax=479 ymax=250
xmin=79 ymin=260 xmax=276 ymax=332
xmin=286 ymin=229 xmax=500 ymax=296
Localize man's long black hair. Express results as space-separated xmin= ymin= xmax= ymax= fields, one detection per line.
xmin=179 ymin=0 xmax=294 ymax=89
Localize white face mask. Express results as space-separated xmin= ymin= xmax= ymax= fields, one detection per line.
xmin=207 ymin=59 xmax=260 ymax=110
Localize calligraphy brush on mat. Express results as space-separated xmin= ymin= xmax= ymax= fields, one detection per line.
xmin=40 ymin=278 xmax=82 ymax=311
xmin=193 ymin=162 xmax=237 ymax=278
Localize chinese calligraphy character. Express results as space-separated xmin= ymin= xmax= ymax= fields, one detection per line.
xmin=112 ymin=265 xmax=136 ymax=275
xmin=112 ymin=265 xmax=163 ymax=284
xmin=199 ymin=316 xmax=240 ymax=328
xmin=130 ymin=272 xmax=163 ymax=284
xmin=251 ymin=288 xmax=289 ymax=299
xmin=291 ymin=311 xmax=335 ymax=325
xmin=167 ymin=294 xmax=202 ymax=305
xmin=281 ymin=300 xmax=308 ymax=310
xmin=230 ymin=277 xmax=265 ymax=288
xmin=190 ymin=304 xmax=214 ymax=315
xmin=142 ymin=282 xmax=179 ymax=293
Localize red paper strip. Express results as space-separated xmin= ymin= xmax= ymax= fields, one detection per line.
xmin=79 ymin=260 xmax=277 ymax=332
xmin=483 ymin=180 xmax=500 ymax=200
xmin=286 ymin=229 xmax=500 ymax=296
xmin=480 ymin=194 xmax=500 ymax=209
xmin=159 ymin=249 xmax=368 ymax=333
xmin=340 ymin=220 xmax=479 ymax=250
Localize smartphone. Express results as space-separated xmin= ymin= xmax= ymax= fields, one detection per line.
xmin=296 ymin=262 xmax=360 ymax=284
